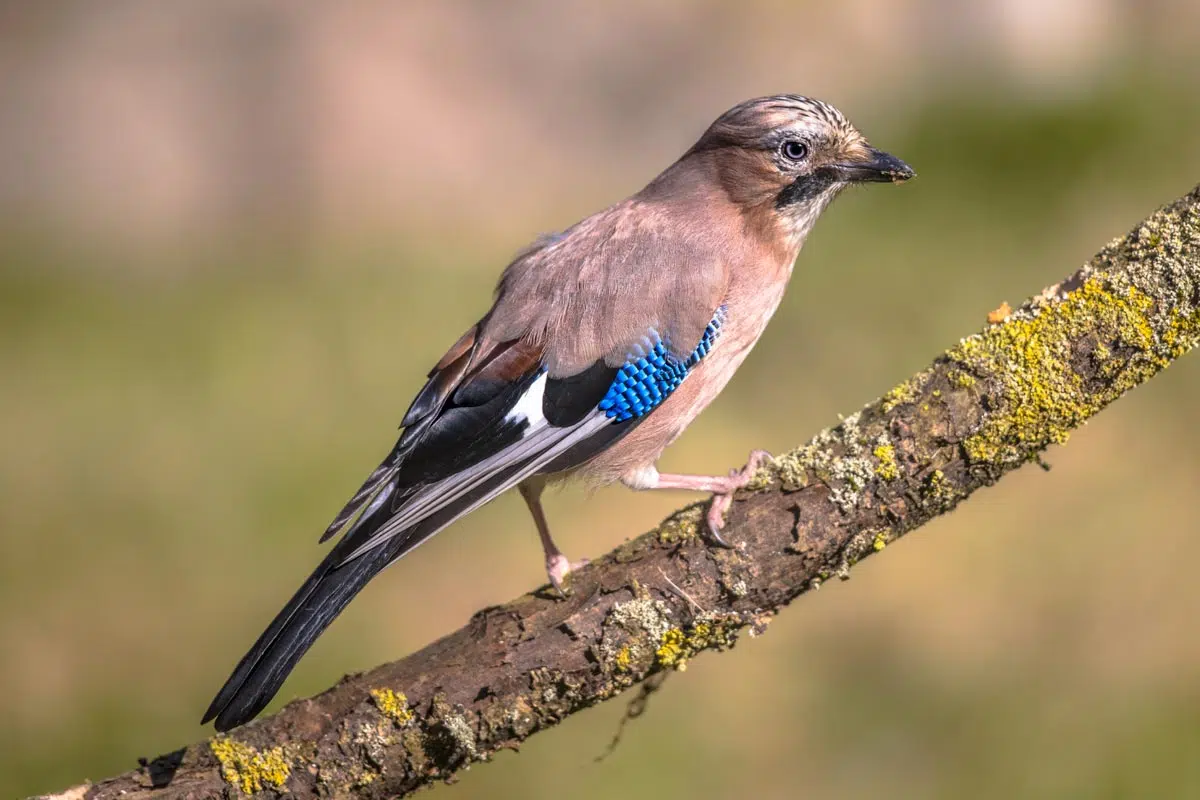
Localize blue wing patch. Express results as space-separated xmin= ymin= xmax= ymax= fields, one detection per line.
xmin=598 ymin=306 xmax=726 ymax=422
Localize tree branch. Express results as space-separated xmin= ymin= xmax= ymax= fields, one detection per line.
xmin=52 ymin=185 xmax=1200 ymax=800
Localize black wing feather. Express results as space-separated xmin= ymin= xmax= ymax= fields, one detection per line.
xmin=542 ymin=361 xmax=619 ymax=426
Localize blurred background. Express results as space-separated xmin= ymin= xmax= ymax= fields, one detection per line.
xmin=2 ymin=2 xmax=1200 ymax=798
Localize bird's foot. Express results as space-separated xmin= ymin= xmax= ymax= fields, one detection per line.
xmin=546 ymin=553 xmax=590 ymax=597
xmin=705 ymin=449 xmax=774 ymax=547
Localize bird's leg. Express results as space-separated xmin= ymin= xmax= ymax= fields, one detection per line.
xmin=636 ymin=450 xmax=773 ymax=547
xmin=518 ymin=480 xmax=589 ymax=596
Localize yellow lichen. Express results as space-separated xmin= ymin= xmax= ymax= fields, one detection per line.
xmin=948 ymin=369 xmax=977 ymax=388
xmin=371 ymin=687 xmax=414 ymax=726
xmin=872 ymin=531 xmax=889 ymax=552
xmin=655 ymin=628 xmax=687 ymax=667
xmin=601 ymin=593 xmax=675 ymax=674
xmin=923 ymin=469 xmax=957 ymax=508
xmin=872 ymin=443 xmax=900 ymax=480
xmin=949 ymin=274 xmax=1200 ymax=466
xmin=652 ymin=617 xmax=740 ymax=670
xmin=1161 ymin=306 xmax=1200 ymax=358
xmin=881 ymin=379 xmax=919 ymax=412
xmin=210 ymin=736 xmax=292 ymax=795
xmin=657 ymin=505 xmax=703 ymax=544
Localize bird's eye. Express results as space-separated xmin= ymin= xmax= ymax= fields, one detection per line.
xmin=781 ymin=140 xmax=808 ymax=161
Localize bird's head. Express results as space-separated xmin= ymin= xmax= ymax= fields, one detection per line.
xmin=680 ymin=94 xmax=913 ymax=249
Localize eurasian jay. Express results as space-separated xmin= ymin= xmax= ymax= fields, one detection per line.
xmin=203 ymin=94 xmax=913 ymax=731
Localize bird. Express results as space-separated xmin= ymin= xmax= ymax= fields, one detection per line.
xmin=202 ymin=94 xmax=913 ymax=731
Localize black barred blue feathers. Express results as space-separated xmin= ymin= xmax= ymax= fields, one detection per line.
xmin=598 ymin=307 xmax=726 ymax=422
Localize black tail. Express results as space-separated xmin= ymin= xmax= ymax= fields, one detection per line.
xmin=201 ymin=464 xmax=530 ymax=731
xmin=201 ymin=532 xmax=404 ymax=731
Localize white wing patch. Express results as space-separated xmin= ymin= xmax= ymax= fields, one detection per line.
xmin=503 ymin=371 xmax=548 ymax=427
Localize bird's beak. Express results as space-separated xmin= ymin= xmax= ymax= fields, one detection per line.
xmin=832 ymin=147 xmax=914 ymax=184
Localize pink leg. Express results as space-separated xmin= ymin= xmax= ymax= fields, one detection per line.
xmin=652 ymin=450 xmax=773 ymax=547
xmin=519 ymin=480 xmax=589 ymax=596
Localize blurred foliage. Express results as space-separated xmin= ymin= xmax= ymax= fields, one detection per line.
xmin=3 ymin=80 xmax=1200 ymax=799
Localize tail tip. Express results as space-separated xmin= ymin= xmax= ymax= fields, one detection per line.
xmin=200 ymin=700 xmax=220 ymax=728
xmin=201 ymin=688 xmax=254 ymax=732
xmin=201 ymin=700 xmax=254 ymax=732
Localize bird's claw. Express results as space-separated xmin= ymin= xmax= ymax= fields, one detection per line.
xmin=704 ymin=501 xmax=735 ymax=548
xmin=546 ymin=553 xmax=589 ymax=597
xmin=704 ymin=449 xmax=774 ymax=548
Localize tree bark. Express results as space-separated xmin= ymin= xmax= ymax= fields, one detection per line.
xmin=43 ymin=185 xmax=1200 ymax=800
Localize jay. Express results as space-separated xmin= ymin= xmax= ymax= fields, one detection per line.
xmin=204 ymin=94 xmax=913 ymax=731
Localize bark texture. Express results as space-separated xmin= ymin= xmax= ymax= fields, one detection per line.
xmin=43 ymin=185 xmax=1200 ymax=800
